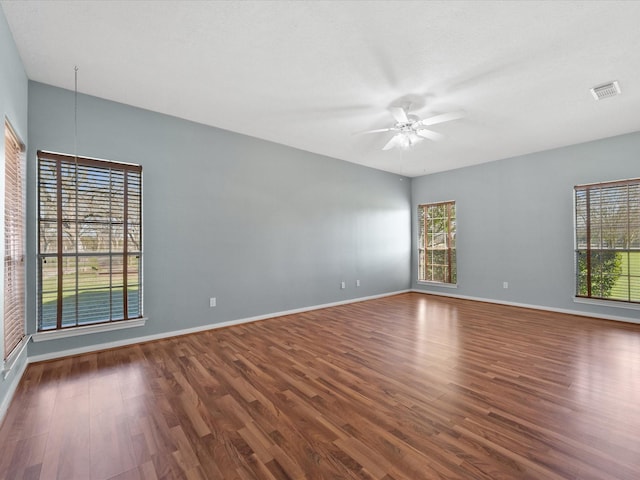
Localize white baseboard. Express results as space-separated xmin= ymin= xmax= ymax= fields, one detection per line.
xmin=411 ymin=288 xmax=640 ymax=324
xmin=0 ymin=351 xmax=28 ymax=425
xmin=28 ymin=289 xmax=411 ymax=364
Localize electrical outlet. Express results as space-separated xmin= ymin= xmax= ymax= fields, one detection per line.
xmin=356 ymin=279 xmax=361 ymax=287
xmin=210 ymin=297 xmax=216 ymax=307
xmin=503 ymin=282 xmax=508 ymax=289
xmin=340 ymin=281 xmax=346 ymax=289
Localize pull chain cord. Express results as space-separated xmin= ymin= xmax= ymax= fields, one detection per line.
xmin=74 ymin=65 xmax=78 ymax=161
xmin=74 ymin=65 xmax=80 ymax=323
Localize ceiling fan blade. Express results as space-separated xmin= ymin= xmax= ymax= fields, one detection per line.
xmin=356 ymin=127 xmax=394 ymax=135
xmin=382 ymin=134 xmax=402 ymax=150
xmin=417 ymin=111 xmax=465 ymax=126
xmin=416 ymin=129 xmax=443 ymax=141
xmin=390 ymin=106 xmax=409 ymax=123
xmin=408 ymin=133 xmax=423 ymax=145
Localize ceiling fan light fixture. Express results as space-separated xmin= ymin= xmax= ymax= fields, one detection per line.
xmin=359 ymin=105 xmax=465 ymax=151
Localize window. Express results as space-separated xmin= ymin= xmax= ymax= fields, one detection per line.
xmin=4 ymin=121 xmax=26 ymax=359
xmin=575 ymin=179 xmax=640 ymax=303
xmin=418 ymin=201 xmax=456 ymax=284
xmin=37 ymin=151 xmax=143 ymax=331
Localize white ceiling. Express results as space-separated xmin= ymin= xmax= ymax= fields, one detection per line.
xmin=3 ymin=0 xmax=640 ymax=177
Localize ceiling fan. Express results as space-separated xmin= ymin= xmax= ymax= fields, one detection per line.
xmin=361 ymin=106 xmax=464 ymax=150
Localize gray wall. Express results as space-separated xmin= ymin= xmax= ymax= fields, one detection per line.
xmin=26 ymin=81 xmax=412 ymax=357
xmin=412 ymin=132 xmax=640 ymax=322
xmin=0 ymin=7 xmax=29 ymax=409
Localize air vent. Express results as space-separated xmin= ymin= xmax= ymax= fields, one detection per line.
xmin=590 ymin=81 xmax=621 ymax=100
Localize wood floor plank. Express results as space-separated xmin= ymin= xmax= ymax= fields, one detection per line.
xmin=39 ymin=389 xmax=91 ymax=480
xmin=1 ymin=293 xmax=640 ymax=479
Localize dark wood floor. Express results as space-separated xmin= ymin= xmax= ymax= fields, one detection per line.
xmin=1 ymin=293 xmax=640 ymax=479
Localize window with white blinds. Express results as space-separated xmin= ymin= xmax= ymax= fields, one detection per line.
xmin=37 ymin=151 xmax=143 ymax=331
xmin=418 ymin=201 xmax=457 ymax=284
xmin=575 ymin=179 xmax=640 ymax=303
xmin=4 ymin=121 xmax=26 ymax=359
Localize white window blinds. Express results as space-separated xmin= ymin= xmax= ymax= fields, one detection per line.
xmin=4 ymin=121 xmax=26 ymax=358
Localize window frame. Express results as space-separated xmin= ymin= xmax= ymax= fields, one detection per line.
xmin=37 ymin=150 xmax=143 ymax=332
xmin=574 ymin=178 xmax=640 ymax=305
xmin=4 ymin=120 xmax=26 ymax=360
xmin=417 ymin=201 xmax=457 ymax=285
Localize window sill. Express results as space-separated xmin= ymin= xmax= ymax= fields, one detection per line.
xmin=417 ymin=281 xmax=458 ymax=289
xmin=32 ymin=317 xmax=147 ymax=343
xmin=573 ymin=297 xmax=640 ymax=311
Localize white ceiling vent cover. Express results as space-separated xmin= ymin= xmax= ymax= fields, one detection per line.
xmin=590 ymin=81 xmax=621 ymax=100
